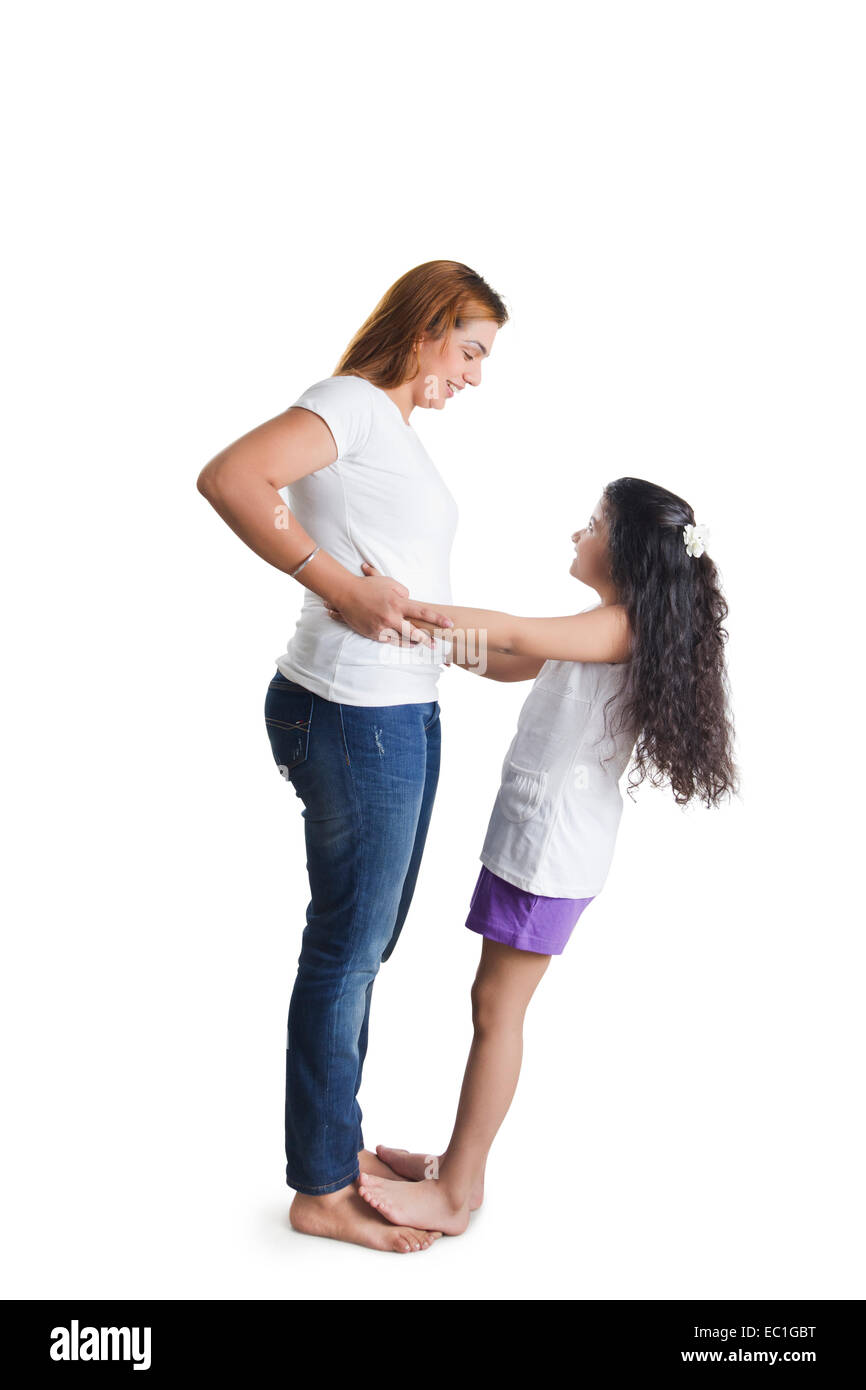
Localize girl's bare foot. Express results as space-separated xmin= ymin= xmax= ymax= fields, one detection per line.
xmin=357 ymin=1148 xmax=409 ymax=1181
xmin=289 ymin=1185 xmax=441 ymax=1253
xmin=358 ymin=1171 xmax=471 ymax=1236
xmin=376 ymin=1145 xmax=484 ymax=1210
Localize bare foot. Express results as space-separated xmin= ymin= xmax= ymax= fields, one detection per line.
xmin=289 ymin=1184 xmax=441 ymax=1253
xmin=376 ymin=1145 xmax=484 ymax=1210
xmin=358 ymin=1170 xmax=471 ymax=1237
xmin=357 ymin=1148 xmax=408 ymax=1181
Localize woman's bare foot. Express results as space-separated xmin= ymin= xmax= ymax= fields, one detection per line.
xmin=289 ymin=1185 xmax=441 ymax=1253
xmin=376 ymin=1145 xmax=484 ymax=1210
xmin=358 ymin=1171 xmax=471 ymax=1236
xmin=357 ymin=1148 xmax=408 ymax=1181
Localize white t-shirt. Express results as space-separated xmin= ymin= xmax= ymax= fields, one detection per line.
xmin=275 ymin=374 xmax=458 ymax=705
xmin=478 ymin=610 xmax=637 ymax=897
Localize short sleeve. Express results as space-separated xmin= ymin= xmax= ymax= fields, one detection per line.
xmin=290 ymin=375 xmax=374 ymax=460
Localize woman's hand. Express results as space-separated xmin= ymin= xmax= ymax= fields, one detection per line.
xmin=326 ymin=562 xmax=454 ymax=648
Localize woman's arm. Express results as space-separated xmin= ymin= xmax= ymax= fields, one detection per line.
xmin=196 ymin=408 xmax=453 ymax=644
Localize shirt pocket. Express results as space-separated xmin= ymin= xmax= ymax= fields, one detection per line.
xmin=498 ymin=759 xmax=547 ymax=823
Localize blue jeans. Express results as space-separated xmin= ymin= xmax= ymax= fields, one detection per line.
xmin=263 ymin=670 xmax=441 ymax=1196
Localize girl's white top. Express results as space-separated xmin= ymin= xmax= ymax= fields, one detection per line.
xmin=275 ymin=375 xmax=458 ymax=705
xmin=479 ymin=609 xmax=636 ymax=898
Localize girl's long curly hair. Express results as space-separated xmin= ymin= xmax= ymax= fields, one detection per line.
xmin=599 ymin=477 xmax=739 ymax=808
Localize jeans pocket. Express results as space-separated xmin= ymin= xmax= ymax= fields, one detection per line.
xmin=264 ymin=678 xmax=314 ymax=778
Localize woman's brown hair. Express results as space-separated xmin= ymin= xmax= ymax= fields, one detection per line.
xmin=334 ymin=260 xmax=509 ymax=387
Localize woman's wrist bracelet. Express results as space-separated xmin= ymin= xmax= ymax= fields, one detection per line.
xmin=290 ymin=545 xmax=321 ymax=579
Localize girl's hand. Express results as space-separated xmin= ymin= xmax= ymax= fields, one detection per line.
xmin=325 ymin=561 xmax=454 ymax=649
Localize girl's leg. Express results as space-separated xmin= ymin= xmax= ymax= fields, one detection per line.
xmin=358 ymin=937 xmax=551 ymax=1234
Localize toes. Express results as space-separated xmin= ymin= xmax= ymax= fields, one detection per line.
xmin=359 ymin=1173 xmax=412 ymax=1226
xmin=395 ymin=1228 xmax=429 ymax=1252
xmin=417 ymin=1229 xmax=443 ymax=1249
xmin=358 ymin=1173 xmax=389 ymax=1212
xmin=358 ymin=1167 xmax=386 ymax=1200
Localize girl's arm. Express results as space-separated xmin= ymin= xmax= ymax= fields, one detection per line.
xmin=415 ymin=601 xmax=632 ymax=665
xmin=324 ymin=590 xmax=544 ymax=680
xmin=450 ymin=647 xmax=546 ymax=682
xmin=326 ymin=564 xmax=631 ymax=667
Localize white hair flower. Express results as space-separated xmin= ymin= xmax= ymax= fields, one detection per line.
xmin=683 ymin=523 xmax=710 ymax=558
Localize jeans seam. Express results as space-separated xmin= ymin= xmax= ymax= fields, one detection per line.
xmin=321 ymin=706 xmax=362 ymax=1157
xmin=381 ymin=706 xmax=441 ymax=963
xmin=337 ymin=702 xmax=351 ymax=767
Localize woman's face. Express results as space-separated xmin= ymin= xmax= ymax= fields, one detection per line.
xmin=570 ymin=497 xmax=613 ymax=587
xmin=412 ymin=318 xmax=498 ymax=411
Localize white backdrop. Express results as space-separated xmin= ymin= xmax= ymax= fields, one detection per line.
xmin=3 ymin=0 xmax=863 ymax=1301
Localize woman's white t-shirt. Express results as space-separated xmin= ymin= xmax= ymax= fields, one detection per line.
xmin=274 ymin=374 xmax=458 ymax=706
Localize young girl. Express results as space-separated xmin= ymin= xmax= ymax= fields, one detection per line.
xmin=326 ymin=475 xmax=739 ymax=1236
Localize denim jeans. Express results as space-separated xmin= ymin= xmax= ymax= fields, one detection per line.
xmin=263 ymin=669 xmax=441 ymax=1195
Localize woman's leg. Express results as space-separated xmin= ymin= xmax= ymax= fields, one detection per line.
xmin=265 ymin=675 xmax=442 ymax=1250
xmin=352 ymin=704 xmax=440 ymax=1181
xmin=351 ymin=701 xmax=440 ymax=1131
xmin=358 ymin=937 xmax=551 ymax=1234
xmin=381 ymin=700 xmax=441 ymax=964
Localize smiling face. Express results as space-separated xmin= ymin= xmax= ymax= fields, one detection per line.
xmin=570 ymin=495 xmax=619 ymax=602
xmin=410 ymin=317 xmax=498 ymax=410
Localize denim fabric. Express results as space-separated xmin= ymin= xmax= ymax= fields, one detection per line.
xmin=264 ymin=669 xmax=441 ymax=1195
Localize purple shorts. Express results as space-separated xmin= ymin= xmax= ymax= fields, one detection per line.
xmin=465 ymin=864 xmax=595 ymax=956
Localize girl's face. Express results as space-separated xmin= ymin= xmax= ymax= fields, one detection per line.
xmin=570 ymin=497 xmax=615 ymax=593
xmin=411 ymin=318 xmax=498 ymax=411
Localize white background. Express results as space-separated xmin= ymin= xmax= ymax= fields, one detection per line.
xmin=3 ymin=0 xmax=863 ymax=1301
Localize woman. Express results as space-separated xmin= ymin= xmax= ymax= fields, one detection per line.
xmin=196 ymin=261 xmax=509 ymax=1253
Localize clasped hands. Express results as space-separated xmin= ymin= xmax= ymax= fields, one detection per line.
xmin=324 ymin=561 xmax=454 ymax=653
